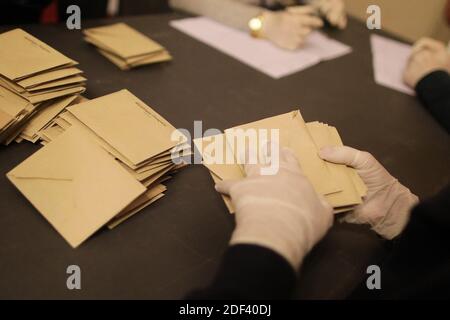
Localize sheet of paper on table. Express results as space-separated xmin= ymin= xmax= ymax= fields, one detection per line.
xmin=370 ymin=34 xmax=415 ymax=96
xmin=170 ymin=17 xmax=352 ymax=79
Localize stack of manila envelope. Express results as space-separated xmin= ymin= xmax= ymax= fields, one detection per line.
xmin=7 ymin=89 xmax=189 ymax=248
xmin=83 ymin=23 xmax=172 ymax=70
xmin=0 ymin=29 xmax=86 ymax=145
xmin=16 ymin=95 xmax=88 ymax=143
xmin=194 ymin=110 xmax=367 ymax=214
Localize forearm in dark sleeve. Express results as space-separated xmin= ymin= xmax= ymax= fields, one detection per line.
xmin=186 ymin=244 xmax=296 ymax=300
xmin=350 ymin=185 xmax=450 ymax=299
xmin=415 ymin=70 xmax=450 ymax=133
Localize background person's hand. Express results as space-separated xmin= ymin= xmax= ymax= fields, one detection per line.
xmin=261 ymin=6 xmax=323 ymax=50
xmin=403 ymin=37 xmax=450 ymax=88
xmin=215 ymin=146 xmax=333 ymax=270
xmin=309 ymin=0 xmax=347 ymax=29
xmin=319 ymin=146 xmax=419 ymax=240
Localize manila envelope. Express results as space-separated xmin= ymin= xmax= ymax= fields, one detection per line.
xmin=18 ymin=67 xmax=83 ymax=89
xmin=7 ymin=125 xmax=146 ymax=248
xmin=83 ymin=23 xmax=164 ymax=59
xmin=20 ymin=95 xmax=78 ymax=141
xmin=0 ymin=28 xmax=75 ymax=81
xmin=0 ymin=75 xmax=26 ymax=93
xmin=26 ymin=86 xmax=85 ymax=104
xmin=107 ymin=184 xmax=167 ymax=229
xmin=306 ymin=122 xmax=362 ymax=208
xmin=28 ymin=75 xmax=86 ymax=92
xmin=0 ymin=85 xmax=31 ymax=118
xmin=57 ymin=110 xmax=139 ymax=168
xmin=96 ymin=48 xmax=171 ymax=70
xmin=328 ymin=126 xmax=367 ymax=198
xmin=193 ymin=133 xmax=247 ymax=214
xmin=38 ymin=124 xmax=64 ymax=142
xmin=193 ymin=133 xmax=244 ymax=182
xmin=225 ymin=110 xmax=339 ymax=196
xmin=107 ymin=194 xmax=165 ymax=229
xmin=67 ymin=89 xmax=181 ymax=167
xmin=0 ymin=109 xmax=13 ymax=130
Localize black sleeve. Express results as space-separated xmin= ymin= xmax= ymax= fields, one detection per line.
xmin=415 ymin=70 xmax=450 ymax=133
xmin=350 ymin=185 xmax=450 ymax=299
xmin=186 ymin=244 xmax=296 ymax=300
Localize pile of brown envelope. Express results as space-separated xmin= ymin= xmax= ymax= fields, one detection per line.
xmin=7 ymin=89 xmax=189 ymax=248
xmin=83 ymin=23 xmax=172 ymax=70
xmin=0 ymin=28 xmax=86 ymax=145
xmin=194 ymin=110 xmax=367 ymax=214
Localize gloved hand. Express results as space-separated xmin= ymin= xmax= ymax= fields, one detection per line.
xmin=319 ymin=146 xmax=419 ymax=240
xmin=403 ymin=37 xmax=450 ymax=88
xmin=261 ymin=5 xmax=323 ymax=50
xmin=215 ymin=147 xmax=333 ymax=270
xmin=308 ymin=0 xmax=347 ymax=29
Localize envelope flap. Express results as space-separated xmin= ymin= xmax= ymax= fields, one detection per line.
xmin=8 ymin=127 xmax=76 ymax=181
xmin=7 ymin=125 xmax=146 ymax=248
xmin=0 ymin=29 xmax=74 ymax=80
xmin=193 ymin=134 xmax=244 ymax=181
xmin=67 ymin=89 xmax=178 ymax=165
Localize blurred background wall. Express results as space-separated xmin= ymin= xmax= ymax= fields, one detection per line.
xmin=1 ymin=0 xmax=449 ymax=44
xmin=344 ymin=0 xmax=450 ymax=42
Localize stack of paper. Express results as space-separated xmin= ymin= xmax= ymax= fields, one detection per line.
xmin=170 ymin=17 xmax=352 ymax=79
xmin=370 ymin=34 xmax=414 ymax=95
xmin=83 ymin=23 xmax=172 ymax=70
xmin=15 ymin=95 xmax=87 ymax=143
xmin=7 ymin=89 xmax=189 ymax=248
xmin=194 ymin=110 xmax=367 ymax=214
xmin=0 ymin=29 xmax=87 ymax=145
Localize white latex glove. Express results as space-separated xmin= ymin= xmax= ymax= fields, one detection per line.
xmin=319 ymin=146 xmax=419 ymax=240
xmin=261 ymin=5 xmax=323 ymax=50
xmin=215 ymin=147 xmax=333 ymax=270
xmin=403 ymin=37 xmax=450 ymax=88
xmin=308 ymin=0 xmax=347 ymax=29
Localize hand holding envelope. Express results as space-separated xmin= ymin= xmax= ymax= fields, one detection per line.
xmin=194 ymin=110 xmax=367 ymax=214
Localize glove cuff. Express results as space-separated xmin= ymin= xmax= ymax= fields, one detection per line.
xmin=372 ymin=183 xmax=419 ymax=239
xmin=229 ymin=205 xmax=313 ymax=270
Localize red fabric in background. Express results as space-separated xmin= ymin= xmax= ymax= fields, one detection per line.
xmin=40 ymin=0 xmax=59 ymax=24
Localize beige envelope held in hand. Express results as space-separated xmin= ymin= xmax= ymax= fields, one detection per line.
xmin=225 ymin=110 xmax=339 ymax=196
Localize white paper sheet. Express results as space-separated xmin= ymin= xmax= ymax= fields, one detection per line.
xmin=370 ymin=34 xmax=415 ymax=95
xmin=170 ymin=17 xmax=352 ymax=79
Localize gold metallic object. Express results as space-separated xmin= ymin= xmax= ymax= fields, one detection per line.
xmin=248 ymin=14 xmax=264 ymax=38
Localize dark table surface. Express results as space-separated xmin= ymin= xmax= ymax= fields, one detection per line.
xmin=0 ymin=13 xmax=449 ymax=300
